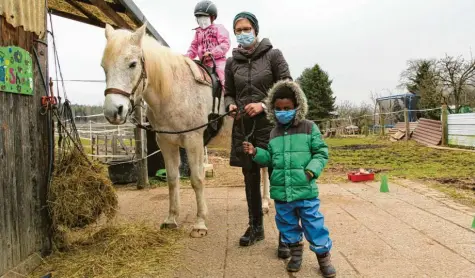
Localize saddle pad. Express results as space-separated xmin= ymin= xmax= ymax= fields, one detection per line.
xmin=185 ymin=58 xmax=212 ymax=87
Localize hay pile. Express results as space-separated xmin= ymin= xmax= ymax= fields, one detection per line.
xmin=49 ymin=150 xmax=118 ymax=234
xmin=30 ymin=222 xmax=184 ymax=278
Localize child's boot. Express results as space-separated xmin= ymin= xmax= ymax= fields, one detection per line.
xmin=277 ymin=233 xmax=290 ymax=259
xmin=316 ymin=252 xmax=336 ymax=277
xmin=286 ymin=242 xmax=303 ymax=272
xmin=278 ymin=241 xmax=291 ymax=259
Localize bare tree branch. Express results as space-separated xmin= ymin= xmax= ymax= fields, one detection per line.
xmin=437 ymin=54 xmax=475 ymax=109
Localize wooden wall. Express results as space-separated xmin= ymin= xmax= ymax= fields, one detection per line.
xmin=0 ymin=15 xmax=51 ymax=276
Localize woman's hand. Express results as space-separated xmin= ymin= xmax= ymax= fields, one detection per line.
xmin=242 ymin=141 xmax=256 ymax=155
xmin=244 ymin=103 xmax=264 ymax=117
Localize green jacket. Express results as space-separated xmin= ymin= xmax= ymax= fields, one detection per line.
xmin=253 ymin=80 xmax=329 ymax=202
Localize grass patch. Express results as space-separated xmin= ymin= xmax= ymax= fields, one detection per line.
xmin=320 ymin=136 xmax=475 ymax=205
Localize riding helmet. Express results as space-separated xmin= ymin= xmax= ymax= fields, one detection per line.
xmin=194 ymin=0 xmax=218 ymax=19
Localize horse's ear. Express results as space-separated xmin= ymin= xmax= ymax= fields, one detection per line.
xmin=131 ymin=24 xmax=147 ymax=46
xmin=105 ymin=24 xmax=114 ymax=39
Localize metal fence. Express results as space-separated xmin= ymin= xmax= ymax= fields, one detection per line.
xmin=448 ymin=113 xmax=475 ymax=147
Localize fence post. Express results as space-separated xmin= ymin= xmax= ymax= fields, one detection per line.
xmin=379 ymin=106 xmax=385 ymax=136
xmin=441 ymin=104 xmax=448 ymax=146
xmin=96 ymin=135 xmax=100 ymax=156
xmin=404 ymin=108 xmax=410 ymax=141
xmin=89 ymin=120 xmax=93 ymax=144
xmin=364 ymin=116 xmax=369 ymax=137
xmin=91 ymin=135 xmax=96 ymax=155
xmin=105 ymin=135 xmax=108 ymax=161
xmin=112 ymin=135 xmax=118 ymax=157
xmin=134 ymin=102 xmax=149 ymax=189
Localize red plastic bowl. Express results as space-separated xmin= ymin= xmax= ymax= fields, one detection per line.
xmin=348 ymin=172 xmax=375 ymax=182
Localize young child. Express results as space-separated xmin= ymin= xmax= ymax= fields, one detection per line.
xmin=185 ymin=0 xmax=230 ymax=89
xmin=242 ymin=80 xmax=336 ymax=277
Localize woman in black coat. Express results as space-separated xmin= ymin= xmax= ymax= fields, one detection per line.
xmin=224 ymin=11 xmax=292 ymax=246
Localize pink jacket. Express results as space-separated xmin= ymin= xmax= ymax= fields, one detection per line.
xmin=185 ymin=23 xmax=230 ymax=64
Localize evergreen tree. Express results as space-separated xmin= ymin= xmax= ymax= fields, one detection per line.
xmin=296 ymin=64 xmax=336 ymax=121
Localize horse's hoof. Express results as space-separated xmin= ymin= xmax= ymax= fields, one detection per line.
xmin=160 ymin=223 xmax=178 ymax=230
xmin=190 ymin=228 xmax=208 ymax=238
xmin=262 ymin=206 xmax=269 ymax=214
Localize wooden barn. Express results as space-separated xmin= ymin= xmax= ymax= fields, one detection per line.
xmin=0 ymin=1 xmax=166 ymax=276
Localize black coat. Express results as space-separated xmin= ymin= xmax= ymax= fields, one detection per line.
xmin=224 ymin=38 xmax=292 ymax=167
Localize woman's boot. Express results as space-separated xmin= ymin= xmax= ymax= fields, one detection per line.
xmin=286 ymin=242 xmax=303 ymax=272
xmin=240 ymin=162 xmax=264 ymax=246
xmin=317 ymin=252 xmax=336 ymax=277
xmin=239 ymin=225 xmax=264 ymax=246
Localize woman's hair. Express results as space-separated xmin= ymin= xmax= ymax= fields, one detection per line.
xmin=272 ymin=86 xmax=297 ymax=106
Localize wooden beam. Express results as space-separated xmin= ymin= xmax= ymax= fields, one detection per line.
xmin=49 ymin=8 xmax=106 ymax=28
xmin=64 ymin=0 xmax=104 ymax=24
xmin=89 ymin=0 xmax=131 ymax=29
xmin=73 ymin=0 xmax=126 ymax=13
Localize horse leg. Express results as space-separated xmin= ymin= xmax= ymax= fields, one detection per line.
xmin=185 ymin=142 xmax=208 ymax=238
xmin=158 ymin=139 xmax=181 ymax=229
xmin=261 ymin=167 xmax=271 ymax=214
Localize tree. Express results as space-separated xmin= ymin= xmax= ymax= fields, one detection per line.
xmin=399 ymin=59 xmax=441 ymax=120
xmin=437 ymin=55 xmax=475 ymax=111
xmin=336 ymin=100 xmax=372 ymax=131
xmin=392 ymin=99 xmax=404 ymax=122
xmin=70 ymin=104 xmax=106 ymax=123
xmin=464 ymin=85 xmax=475 ymax=107
xmin=297 ymin=64 xmax=336 ymax=121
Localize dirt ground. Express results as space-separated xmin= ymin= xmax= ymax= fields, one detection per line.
xmin=115 ymin=156 xmax=475 ymax=278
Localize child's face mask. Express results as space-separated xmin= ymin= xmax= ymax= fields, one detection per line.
xmin=196 ymin=16 xmax=211 ymax=29
xmin=275 ymin=110 xmax=296 ymax=125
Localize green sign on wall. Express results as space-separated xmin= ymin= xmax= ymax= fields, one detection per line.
xmin=0 ymin=46 xmax=34 ymax=95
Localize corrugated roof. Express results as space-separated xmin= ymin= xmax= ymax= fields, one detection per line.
xmin=0 ymin=0 xmax=167 ymax=46
xmin=48 ymin=0 xmax=136 ymax=29
xmin=48 ymin=0 xmax=167 ymax=46
xmin=0 ymin=0 xmax=46 ymax=37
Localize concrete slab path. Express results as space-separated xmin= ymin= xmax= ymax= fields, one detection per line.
xmin=116 ymin=163 xmax=475 ymax=278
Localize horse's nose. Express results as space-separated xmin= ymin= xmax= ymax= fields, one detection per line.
xmin=117 ymin=105 xmax=124 ymax=116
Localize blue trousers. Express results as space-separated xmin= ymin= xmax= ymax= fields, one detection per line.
xmin=275 ymin=198 xmax=332 ymax=255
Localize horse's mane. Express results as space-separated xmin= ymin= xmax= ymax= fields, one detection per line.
xmin=104 ymin=29 xmax=187 ymax=99
xmin=142 ymin=35 xmax=187 ymax=99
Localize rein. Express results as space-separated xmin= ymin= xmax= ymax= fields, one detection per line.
xmin=103 ymin=54 xmax=253 ymax=138
xmin=132 ymin=108 xmax=249 ymax=135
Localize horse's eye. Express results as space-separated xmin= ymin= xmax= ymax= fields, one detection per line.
xmin=129 ymin=62 xmax=137 ymax=68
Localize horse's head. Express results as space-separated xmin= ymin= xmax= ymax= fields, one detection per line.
xmin=101 ymin=23 xmax=148 ymax=125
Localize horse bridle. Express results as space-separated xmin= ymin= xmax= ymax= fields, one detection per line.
xmin=103 ymin=55 xmax=148 ymax=107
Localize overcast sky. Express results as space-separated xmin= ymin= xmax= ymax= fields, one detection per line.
xmin=48 ymin=0 xmax=475 ymax=107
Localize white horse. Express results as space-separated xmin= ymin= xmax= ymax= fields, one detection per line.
xmin=101 ymin=24 xmax=270 ymax=237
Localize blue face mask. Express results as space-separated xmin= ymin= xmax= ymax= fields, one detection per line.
xmin=236 ymin=32 xmax=255 ymax=47
xmin=275 ymin=110 xmax=296 ymax=125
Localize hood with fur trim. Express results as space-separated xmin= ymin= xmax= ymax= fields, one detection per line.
xmin=265 ymin=80 xmax=308 ymax=125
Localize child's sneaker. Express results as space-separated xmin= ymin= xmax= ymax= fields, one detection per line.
xmin=316 ymin=252 xmax=336 ymax=277
xmin=286 ymin=242 xmax=303 ymax=272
